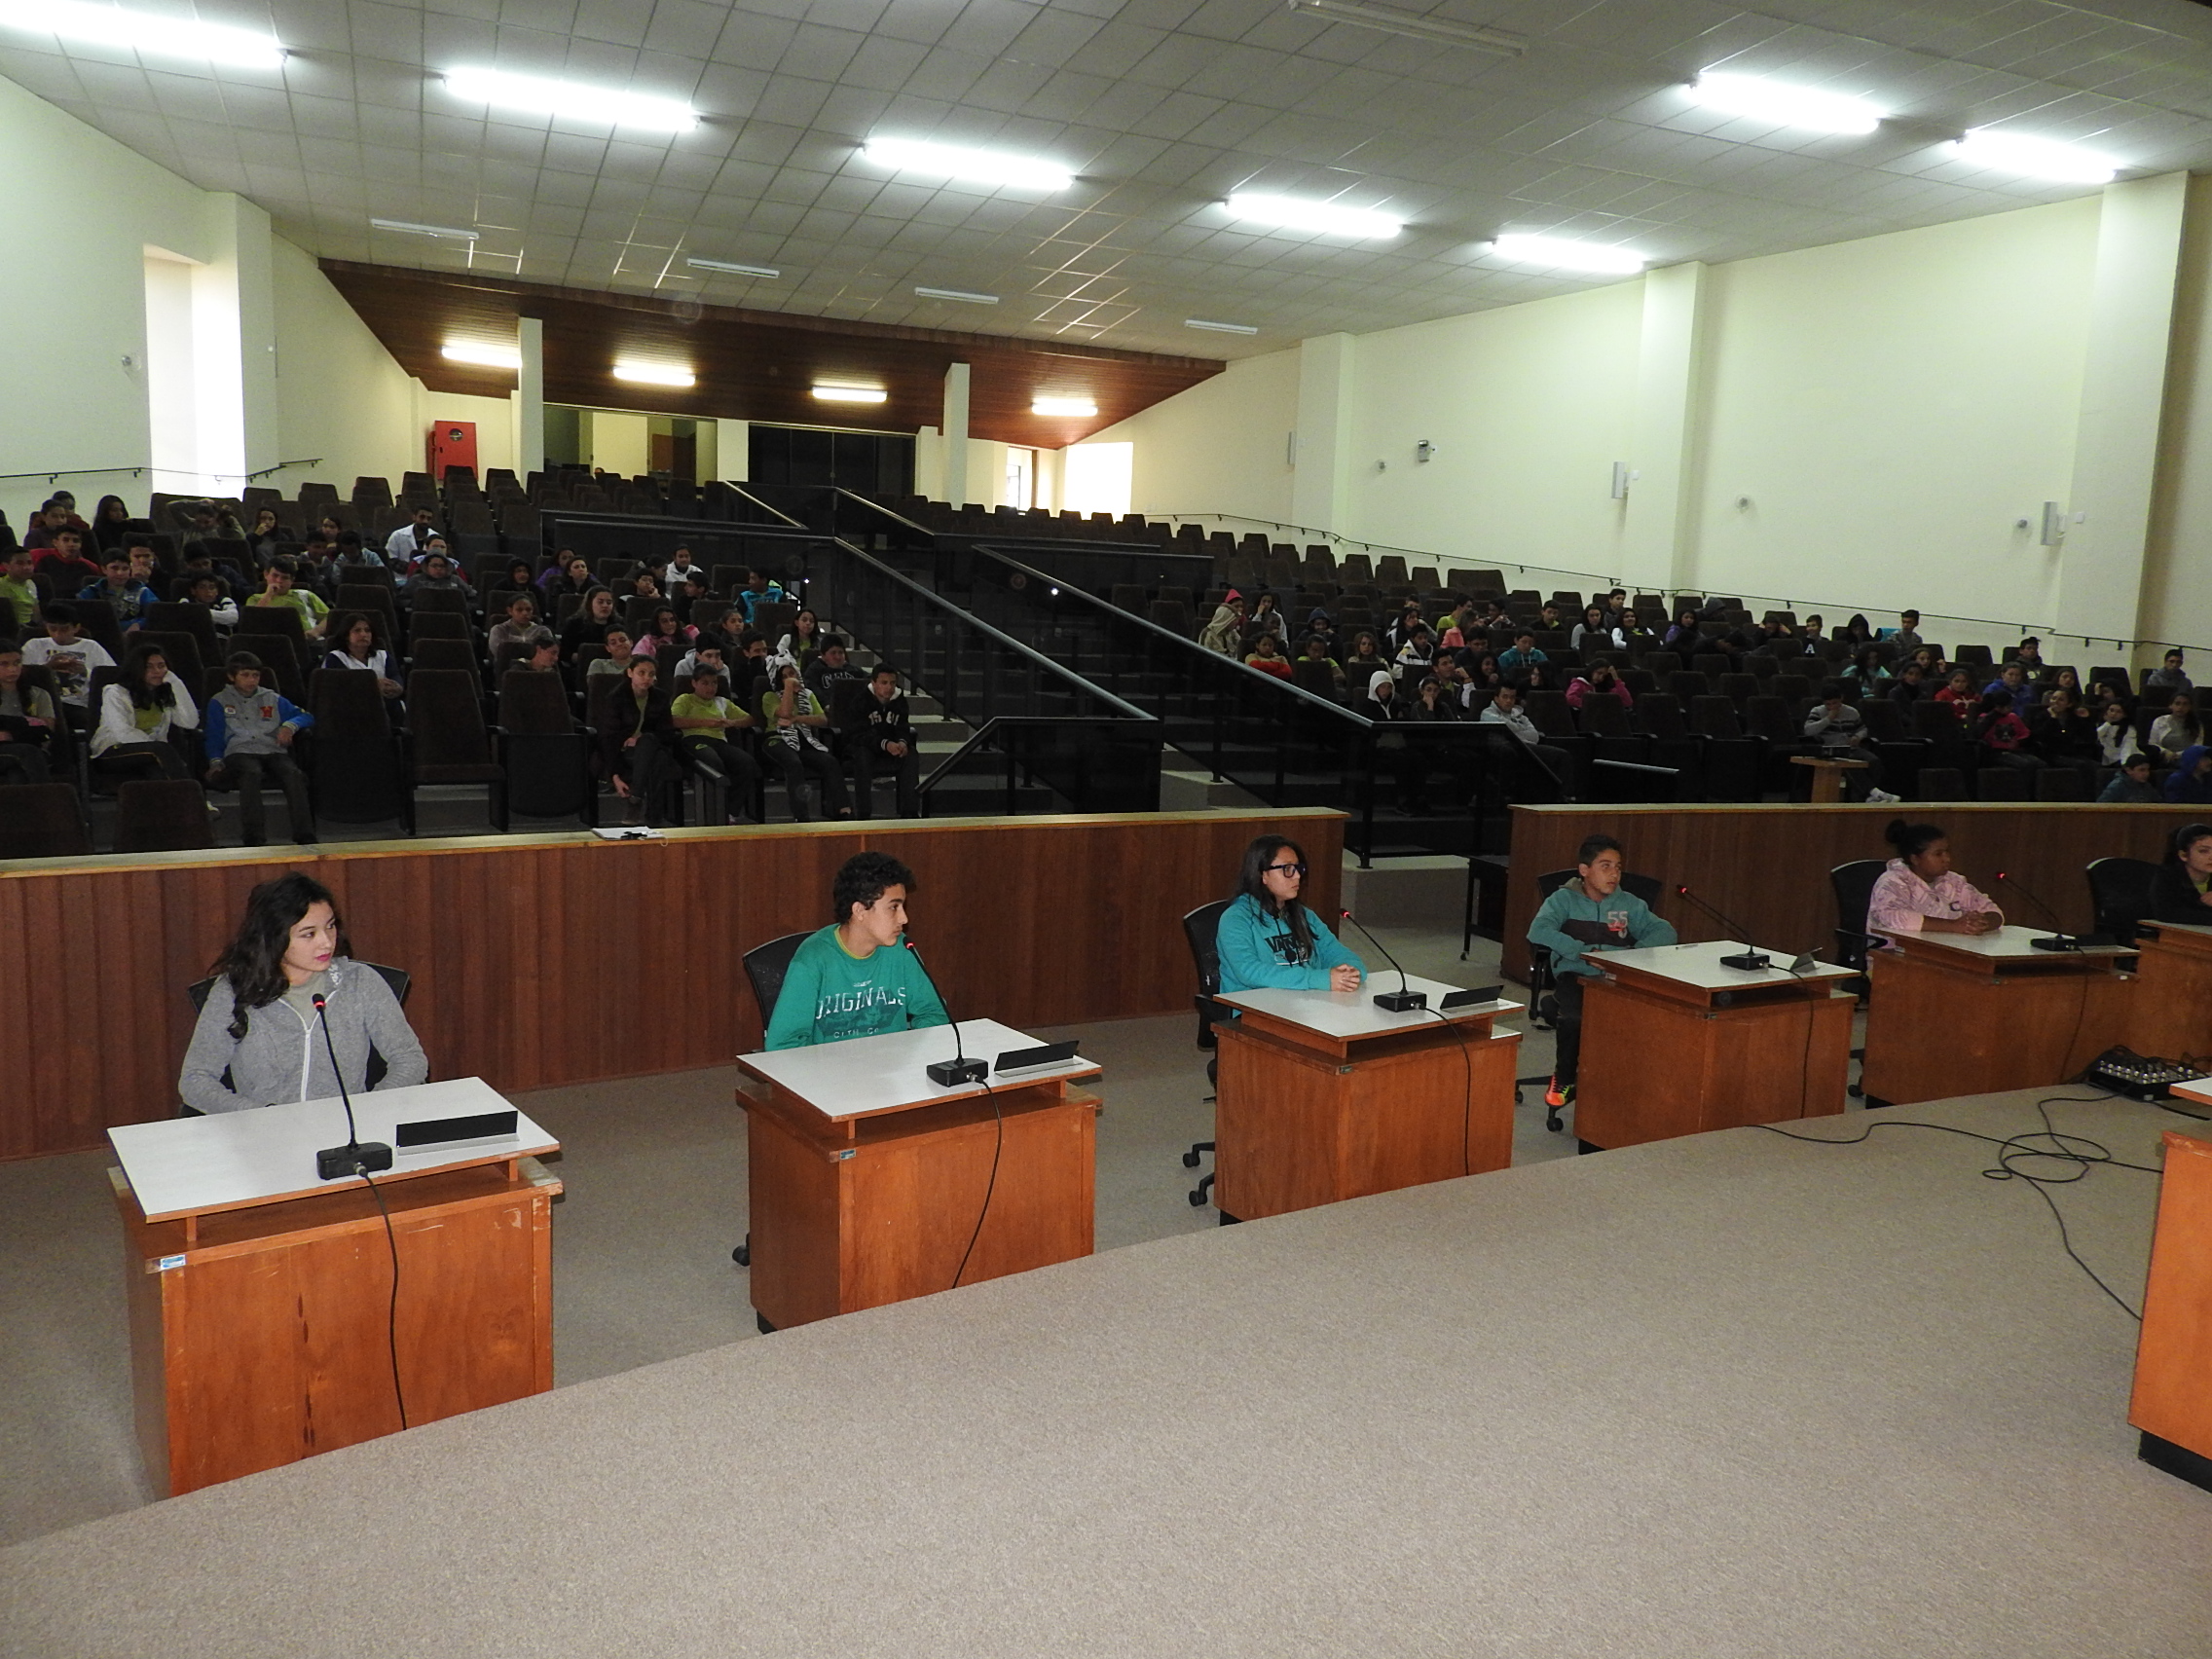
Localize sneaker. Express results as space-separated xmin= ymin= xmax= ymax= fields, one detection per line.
xmin=1544 ymin=1077 xmax=1575 ymax=1109
xmin=1865 ymin=788 xmax=1900 ymax=804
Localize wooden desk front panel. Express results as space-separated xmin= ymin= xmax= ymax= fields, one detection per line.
xmin=1861 ymin=949 xmax=2133 ymax=1106
xmin=119 ymin=1161 xmax=558 ymax=1497
xmin=1213 ymin=1018 xmax=1519 ymax=1221
xmin=2132 ymin=1132 xmax=2212 ymax=1459
xmin=1576 ymin=980 xmax=1852 ymax=1151
xmin=2128 ymin=935 xmax=2212 ymax=1064
xmin=745 ymin=1081 xmax=1097 ymax=1329
xmin=2 ymin=809 xmax=1342 ymax=1161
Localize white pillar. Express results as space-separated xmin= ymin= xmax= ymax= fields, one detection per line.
xmin=2058 ymin=172 xmax=2190 ymax=645
xmin=716 ymin=418 xmax=749 ymax=483
xmin=941 ymin=362 xmax=971 ymax=504
xmin=516 ymin=315 xmax=545 ymax=480
xmin=1291 ymin=332 xmax=1354 ymax=536
xmin=1622 ymin=261 xmax=1707 ymax=594
xmin=188 ymin=193 xmax=276 ymax=492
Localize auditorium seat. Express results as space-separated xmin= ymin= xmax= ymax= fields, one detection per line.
xmin=308 ymin=668 xmax=414 ymax=831
xmin=1915 ymin=766 xmax=1967 ymax=801
xmin=406 ymin=671 xmax=508 ymax=829
xmin=2034 ymin=768 xmax=2090 ymax=801
xmin=113 ymin=779 xmax=215 ymax=853
xmin=0 ymin=784 xmax=91 ymax=858
xmin=1976 ymin=766 xmax=2031 ymax=801
xmin=496 ymin=670 xmax=596 ymax=825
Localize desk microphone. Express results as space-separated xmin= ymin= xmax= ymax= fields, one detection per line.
xmin=904 ymin=940 xmax=988 ymax=1088
xmin=1673 ymin=886 xmax=1771 ymax=972
xmin=1994 ymin=871 xmax=2100 ymax=951
xmin=1338 ymin=908 xmax=1426 ymax=1012
xmin=312 ymin=992 xmax=392 ymax=1180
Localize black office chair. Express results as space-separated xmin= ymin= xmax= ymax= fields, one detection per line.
xmin=1518 ymin=866 xmax=1665 ymax=1130
xmin=1828 ymin=858 xmax=1888 ymax=1097
xmin=181 ymin=963 xmax=413 ymax=1112
xmin=2086 ymin=856 xmax=2162 ymax=946
xmin=730 ymin=930 xmax=811 ymax=1267
xmin=1180 ymin=899 xmax=1232 ymax=1208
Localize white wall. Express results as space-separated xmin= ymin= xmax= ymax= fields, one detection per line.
xmin=269 ymin=238 xmax=416 ymax=489
xmin=1085 ymin=349 xmax=1300 ymax=524
xmin=2145 ymin=173 xmax=2212 ymax=654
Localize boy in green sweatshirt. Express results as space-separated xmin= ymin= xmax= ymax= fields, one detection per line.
xmin=765 ymin=851 xmax=949 ymax=1049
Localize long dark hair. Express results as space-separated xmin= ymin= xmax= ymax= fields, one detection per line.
xmin=1237 ymin=834 xmax=1314 ymax=959
xmin=119 ymin=643 xmax=175 ymax=710
xmin=209 ymin=872 xmax=350 ymax=1039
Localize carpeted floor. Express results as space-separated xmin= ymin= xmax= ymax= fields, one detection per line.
xmin=4 ymin=1086 xmax=2205 ymax=1658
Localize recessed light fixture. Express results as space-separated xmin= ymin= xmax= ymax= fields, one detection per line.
xmin=442 ymin=342 xmax=522 ymax=370
xmin=1224 ymin=192 xmax=1402 ymax=240
xmin=913 ymin=285 xmax=1000 ymax=305
xmin=1286 ymin=0 xmax=1523 ymax=56
xmin=612 ymin=361 xmax=696 ymax=387
xmin=1032 ymin=397 xmax=1097 ymax=417
xmin=371 ymin=218 xmax=479 ymax=241
xmin=442 ymin=67 xmax=699 ymax=133
xmin=860 ymin=136 xmax=1074 ymax=191
xmin=1952 ymin=127 xmax=2118 ymax=185
xmin=686 ymin=258 xmax=779 ymax=278
xmin=813 ymin=385 xmax=888 ymax=404
xmin=1488 ymin=234 xmax=1648 ymax=275
xmin=1186 ymin=317 xmax=1259 ymax=335
xmin=1687 ymin=70 xmax=1886 ymax=135
xmin=0 ymin=0 xmax=286 ymax=68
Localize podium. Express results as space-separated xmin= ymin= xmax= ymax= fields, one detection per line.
xmin=2128 ymin=921 xmax=2212 ymax=1063
xmin=736 ymin=1019 xmax=1100 ymax=1330
xmin=2131 ymin=1089 xmax=2212 ymax=1493
xmin=1210 ymin=974 xmax=1522 ymax=1222
xmin=1861 ymin=926 xmax=2133 ymax=1107
xmin=1575 ymin=942 xmax=1856 ymax=1151
xmin=107 ymin=1078 xmax=560 ymax=1497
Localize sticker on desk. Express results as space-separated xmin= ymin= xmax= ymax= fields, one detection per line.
xmin=153 ymin=1254 xmax=187 ymax=1272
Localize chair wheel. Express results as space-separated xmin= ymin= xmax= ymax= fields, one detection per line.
xmin=1545 ymin=1111 xmax=1562 ymax=1132
xmin=1847 ymin=1083 xmax=1863 ymax=1098
xmin=1189 ymin=1187 xmax=1207 ymax=1206
xmin=1182 ymin=1151 xmax=1200 ymax=1167
xmin=731 ymin=1235 xmax=751 ymax=1268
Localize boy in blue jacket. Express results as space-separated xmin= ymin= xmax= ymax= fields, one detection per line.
xmin=1527 ymin=833 xmax=1677 ymax=1110
xmin=205 ymin=651 xmax=316 ymax=845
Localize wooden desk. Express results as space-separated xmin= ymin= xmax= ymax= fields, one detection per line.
xmin=107 ymin=1079 xmax=561 ymax=1497
xmin=1575 ymin=942 xmax=1856 ymax=1151
xmin=1212 ymin=974 xmax=1522 ymax=1222
xmin=2128 ymin=922 xmax=2212 ymax=1063
xmin=737 ymin=1019 xmax=1100 ymax=1330
xmin=2130 ymin=1107 xmax=2212 ymax=1493
xmin=1789 ymin=754 xmax=1869 ymax=802
xmin=1861 ymin=926 xmax=2133 ymax=1107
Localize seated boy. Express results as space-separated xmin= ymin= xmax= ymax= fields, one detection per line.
xmin=19 ymin=604 xmax=115 ymax=724
xmin=0 ymin=636 xmax=58 ymax=785
xmin=764 ymin=852 xmax=948 ymax=1049
xmin=669 ymin=665 xmax=760 ymax=824
xmin=247 ymin=558 xmax=328 ymax=639
xmin=1526 ymin=833 xmax=1677 ymax=1111
xmin=205 ymin=650 xmax=317 ymax=846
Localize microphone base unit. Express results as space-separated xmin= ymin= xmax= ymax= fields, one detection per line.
xmin=1718 ymin=951 xmax=1772 ymax=972
xmin=2029 ymin=934 xmax=2077 ymax=952
xmin=1373 ymin=988 xmax=1428 ymax=1013
xmin=316 ymin=1141 xmax=393 ymax=1180
xmin=926 ymin=1057 xmax=990 ymax=1088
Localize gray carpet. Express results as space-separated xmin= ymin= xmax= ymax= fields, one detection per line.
xmin=5 ymin=1087 xmax=2206 ymax=1658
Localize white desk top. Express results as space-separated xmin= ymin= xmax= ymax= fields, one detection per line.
xmin=109 ymin=1077 xmax=554 ymax=1224
xmin=1218 ymin=974 xmax=1523 ymax=1041
xmin=737 ymin=1018 xmax=1099 ymax=1123
xmin=2171 ymin=1078 xmax=2212 ymax=1111
xmin=2142 ymin=919 xmax=2212 ymax=939
xmin=1595 ymin=940 xmax=1855 ymax=991
xmin=1874 ymin=923 xmax=2131 ymax=961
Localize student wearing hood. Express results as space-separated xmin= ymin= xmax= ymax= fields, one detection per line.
xmin=2165 ymin=744 xmax=2212 ymax=806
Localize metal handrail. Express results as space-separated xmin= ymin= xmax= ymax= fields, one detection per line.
xmin=1 ymin=458 xmax=324 ymax=487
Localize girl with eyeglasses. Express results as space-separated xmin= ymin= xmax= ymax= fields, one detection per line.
xmin=1216 ymin=834 xmax=1364 ymax=994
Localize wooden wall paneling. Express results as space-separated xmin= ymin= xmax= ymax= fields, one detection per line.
xmin=1500 ymin=805 xmax=2197 ymax=982
xmin=0 ymin=811 xmax=1345 ymax=1160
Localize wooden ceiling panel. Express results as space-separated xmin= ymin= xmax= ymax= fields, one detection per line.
xmin=320 ymin=263 xmax=1222 ymax=448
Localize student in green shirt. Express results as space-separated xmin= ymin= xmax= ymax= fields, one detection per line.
xmin=246 ymin=558 xmax=328 ymax=639
xmin=670 ymin=665 xmax=760 ymax=823
xmin=764 ymin=852 xmax=949 ymax=1049
xmin=0 ymin=548 xmax=39 ymax=635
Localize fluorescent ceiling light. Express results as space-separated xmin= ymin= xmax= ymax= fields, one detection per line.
xmin=686 ymin=257 xmax=778 ymax=278
xmin=0 ymin=0 xmax=286 ymax=68
xmin=371 ymin=218 xmax=478 ymax=241
xmin=1286 ymin=0 xmax=1523 ymax=56
xmin=1688 ymin=70 xmax=1885 ymax=135
xmin=860 ymin=136 xmax=1074 ymax=191
xmin=612 ymin=361 xmax=695 ymax=387
xmin=914 ymin=285 xmax=999 ymax=305
xmin=1225 ymin=192 xmax=1402 ymax=240
xmin=1953 ymin=127 xmax=2118 ymax=184
xmin=442 ymin=67 xmax=698 ymax=133
xmin=1186 ymin=317 xmax=1259 ymax=335
xmin=813 ymin=385 xmax=887 ymax=404
xmin=442 ymin=342 xmax=522 ymax=370
xmin=1489 ymin=234 xmax=1648 ymax=275
xmin=1032 ymin=397 xmax=1097 ymax=417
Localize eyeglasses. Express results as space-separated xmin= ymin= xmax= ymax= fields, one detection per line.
xmin=1265 ymin=863 xmax=1309 ymax=877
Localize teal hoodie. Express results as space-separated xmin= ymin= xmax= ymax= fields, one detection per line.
xmin=1528 ymin=881 xmax=1677 ymax=979
xmin=764 ymin=925 xmax=949 ymax=1049
xmin=1216 ymin=892 xmax=1362 ymax=992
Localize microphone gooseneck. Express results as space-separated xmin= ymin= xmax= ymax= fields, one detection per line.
xmin=312 ymin=988 xmax=393 ymax=1179
xmin=904 ymin=939 xmax=987 ymax=1087
xmin=1673 ymin=885 xmax=1771 ymax=972
xmin=1338 ymin=907 xmax=1426 ymax=1012
xmin=1994 ymin=871 xmax=2079 ymax=950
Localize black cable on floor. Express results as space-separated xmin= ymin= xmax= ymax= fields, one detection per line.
xmin=358 ymin=1169 xmax=410 ymax=1429
xmin=1751 ymin=1088 xmax=2158 ymax=1321
xmin=950 ymin=1077 xmax=1002 ymax=1291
